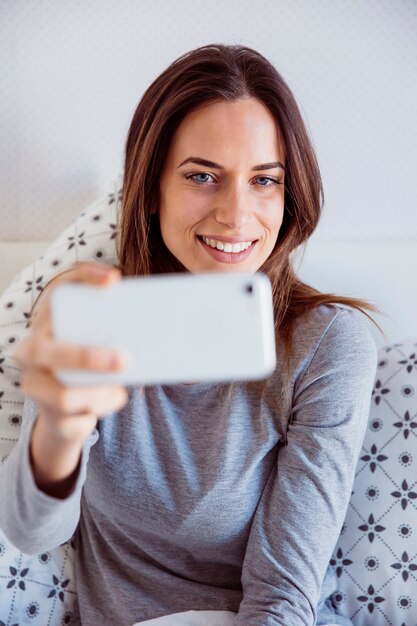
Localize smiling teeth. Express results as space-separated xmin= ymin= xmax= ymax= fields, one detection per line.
xmin=202 ymin=237 xmax=254 ymax=253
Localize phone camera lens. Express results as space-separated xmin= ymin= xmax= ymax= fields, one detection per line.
xmin=245 ymin=284 xmax=253 ymax=294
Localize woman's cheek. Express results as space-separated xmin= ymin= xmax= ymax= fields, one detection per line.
xmin=181 ymin=192 xmax=213 ymax=221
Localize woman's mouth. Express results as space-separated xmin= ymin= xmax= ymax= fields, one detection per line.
xmin=197 ymin=235 xmax=257 ymax=263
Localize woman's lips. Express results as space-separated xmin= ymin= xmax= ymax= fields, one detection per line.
xmin=197 ymin=236 xmax=257 ymax=264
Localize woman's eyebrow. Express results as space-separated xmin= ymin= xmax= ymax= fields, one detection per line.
xmin=177 ymin=156 xmax=285 ymax=172
xmin=252 ymin=161 xmax=286 ymax=172
xmin=177 ymin=157 xmax=220 ymax=169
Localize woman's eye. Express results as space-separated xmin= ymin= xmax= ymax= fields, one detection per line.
xmin=187 ymin=173 xmax=214 ymax=184
xmin=255 ymin=176 xmax=282 ymax=187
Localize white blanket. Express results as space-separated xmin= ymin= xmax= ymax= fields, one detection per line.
xmin=135 ymin=611 xmax=237 ymax=625
xmin=134 ymin=611 xmax=342 ymax=626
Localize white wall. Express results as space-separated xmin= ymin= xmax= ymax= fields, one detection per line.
xmin=1 ymin=0 xmax=416 ymax=342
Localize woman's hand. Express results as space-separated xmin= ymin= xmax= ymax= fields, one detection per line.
xmin=11 ymin=262 xmax=129 ymax=496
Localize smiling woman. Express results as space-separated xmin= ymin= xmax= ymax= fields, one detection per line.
xmin=1 ymin=44 xmax=380 ymax=626
xmin=118 ymin=44 xmax=378 ymax=346
xmin=158 ymin=98 xmax=285 ymax=273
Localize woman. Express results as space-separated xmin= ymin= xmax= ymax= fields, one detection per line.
xmin=1 ymin=44 xmax=378 ymax=625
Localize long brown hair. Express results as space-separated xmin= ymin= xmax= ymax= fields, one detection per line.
xmin=117 ymin=44 xmax=381 ymax=358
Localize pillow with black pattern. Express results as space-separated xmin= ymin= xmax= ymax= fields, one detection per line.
xmin=0 ymin=183 xmax=120 ymax=625
xmin=331 ymin=340 xmax=417 ymax=626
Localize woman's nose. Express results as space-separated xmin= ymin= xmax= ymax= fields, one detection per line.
xmin=213 ymin=184 xmax=252 ymax=230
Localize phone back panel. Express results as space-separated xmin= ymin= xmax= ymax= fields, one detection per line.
xmin=51 ymin=272 xmax=276 ymax=386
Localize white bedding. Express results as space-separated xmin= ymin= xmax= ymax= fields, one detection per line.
xmin=134 ymin=610 xmax=236 ymax=625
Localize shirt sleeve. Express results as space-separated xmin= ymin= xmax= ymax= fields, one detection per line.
xmin=0 ymin=397 xmax=99 ymax=555
xmin=237 ymin=308 xmax=378 ymax=626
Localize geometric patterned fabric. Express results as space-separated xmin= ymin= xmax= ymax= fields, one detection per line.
xmin=332 ymin=341 xmax=417 ymax=626
xmin=0 ymin=185 xmax=415 ymax=624
xmin=0 ymin=182 xmax=120 ymax=626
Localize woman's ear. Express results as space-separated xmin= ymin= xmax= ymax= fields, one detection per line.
xmin=149 ymin=187 xmax=161 ymax=215
xmin=149 ymin=209 xmax=160 ymax=224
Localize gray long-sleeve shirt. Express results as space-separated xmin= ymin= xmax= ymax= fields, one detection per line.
xmin=0 ymin=305 xmax=377 ymax=625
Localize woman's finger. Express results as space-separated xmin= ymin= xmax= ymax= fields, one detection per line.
xmin=12 ymin=336 xmax=126 ymax=373
xmin=21 ymin=368 xmax=129 ymax=417
xmin=29 ymin=262 xmax=122 ymax=330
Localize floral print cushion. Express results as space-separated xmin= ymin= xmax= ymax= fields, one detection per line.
xmin=332 ymin=340 xmax=417 ymax=626
xmin=0 ymin=183 xmax=120 ymax=625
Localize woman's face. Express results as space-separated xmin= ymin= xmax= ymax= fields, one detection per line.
xmin=159 ymin=97 xmax=286 ymax=274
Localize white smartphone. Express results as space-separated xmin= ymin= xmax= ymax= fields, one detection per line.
xmin=50 ymin=272 xmax=276 ymax=386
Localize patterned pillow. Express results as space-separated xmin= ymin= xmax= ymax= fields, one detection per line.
xmin=0 ymin=183 xmax=120 ymax=625
xmin=332 ymin=340 xmax=417 ymax=626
